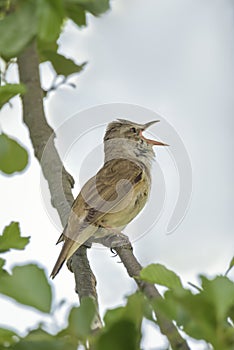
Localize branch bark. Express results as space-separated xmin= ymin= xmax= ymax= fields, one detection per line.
xmin=17 ymin=41 xmax=101 ymax=327
xmin=17 ymin=41 xmax=73 ymax=225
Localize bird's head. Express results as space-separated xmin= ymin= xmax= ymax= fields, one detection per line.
xmin=104 ymin=119 xmax=168 ymax=147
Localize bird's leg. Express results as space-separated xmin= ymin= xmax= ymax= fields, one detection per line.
xmin=84 ymin=226 xmax=132 ymax=253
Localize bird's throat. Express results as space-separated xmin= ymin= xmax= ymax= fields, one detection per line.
xmin=104 ymin=138 xmax=155 ymax=171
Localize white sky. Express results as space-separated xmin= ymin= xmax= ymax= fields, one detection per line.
xmin=0 ymin=1 xmax=234 ymax=349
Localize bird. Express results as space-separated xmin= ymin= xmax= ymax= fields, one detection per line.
xmin=51 ymin=119 xmax=168 ymax=278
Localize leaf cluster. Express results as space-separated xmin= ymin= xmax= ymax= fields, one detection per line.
xmin=140 ymin=263 xmax=234 ymax=350
xmin=0 ymin=0 xmax=110 ymax=76
xmin=0 ymin=0 xmax=110 ymax=175
xmin=0 ymin=223 xmax=234 ymax=350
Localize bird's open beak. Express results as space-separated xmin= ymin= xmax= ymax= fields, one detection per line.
xmin=140 ymin=120 xmax=169 ymax=146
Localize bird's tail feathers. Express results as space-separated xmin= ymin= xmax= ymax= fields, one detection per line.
xmin=50 ymin=238 xmax=77 ymax=279
xmin=51 ymin=224 xmax=97 ymax=278
xmin=56 ymin=233 xmax=64 ymax=245
xmin=56 ymin=224 xmax=67 ymax=244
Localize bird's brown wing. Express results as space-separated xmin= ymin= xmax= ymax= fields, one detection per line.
xmin=51 ymin=159 xmax=144 ymax=278
xmin=72 ymin=158 xmax=144 ymax=221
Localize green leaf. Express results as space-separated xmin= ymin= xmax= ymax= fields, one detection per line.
xmin=96 ymin=320 xmax=139 ymax=350
xmin=104 ymin=307 xmax=125 ymax=327
xmin=63 ymin=1 xmax=86 ymax=26
xmin=201 ymin=275 xmax=234 ymax=322
xmin=0 ymin=133 xmax=28 ymax=174
xmin=65 ymin=298 xmax=96 ymax=338
xmin=125 ymin=293 xmax=146 ymax=329
xmin=69 ymin=0 xmax=110 ymax=16
xmin=0 ymin=84 xmax=26 ymax=109
xmin=229 ymin=305 xmax=234 ymax=324
xmin=13 ymin=328 xmax=76 ymax=350
xmin=103 ymin=293 xmax=145 ymax=349
xmin=0 ymin=1 xmax=37 ymax=59
xmin=225 ymin=256 xmax=234 ymax=275
xmin=42 ymin=51 xmax=86 ymax=76
xmin=37 ymin=0 xmax=64 ymax=43
xmin=37 ymin=40 xmax=59 ymax=62
xmin=0 ymin=264 xmax=52 ymax=313
xmin=140 ymin=263 xmax=183 ymax=289
xmin=142 ymin=298 xmax=155 ymax=322
xmin=104 ymin=293 xmax=146 ymax=330
xmin=0 ymin=257 xmax=5 ymax=270
xmin=0 ymin=222 xmax=30 ymax=253
xmin=0 ymin=327 xmax=19 ymax=346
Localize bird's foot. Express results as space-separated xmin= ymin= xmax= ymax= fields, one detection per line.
xmin=101 ymin=232 xmax=131 ymax=249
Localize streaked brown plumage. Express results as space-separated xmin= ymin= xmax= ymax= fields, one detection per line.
xmin=51 ymin=119 xmax=167 ymax=278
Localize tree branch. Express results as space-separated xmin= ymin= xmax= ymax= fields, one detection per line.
xmin=99 ymin=235 xmax=191 ymax=350
xmin=17 ymin=41 xmax=101 ymax=327
xmin=17 ymin=41 xmax=73 ymax=224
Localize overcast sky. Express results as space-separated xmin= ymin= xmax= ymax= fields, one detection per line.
xmin=1 ymin=1 xmax=234 ymax=349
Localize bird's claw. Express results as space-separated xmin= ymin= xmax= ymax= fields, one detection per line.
xmin=110 ymin=247 xmax=118 ymax=257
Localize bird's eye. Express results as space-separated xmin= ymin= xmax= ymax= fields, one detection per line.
xmin=130 ymin=127 xmax=137 ymax=133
